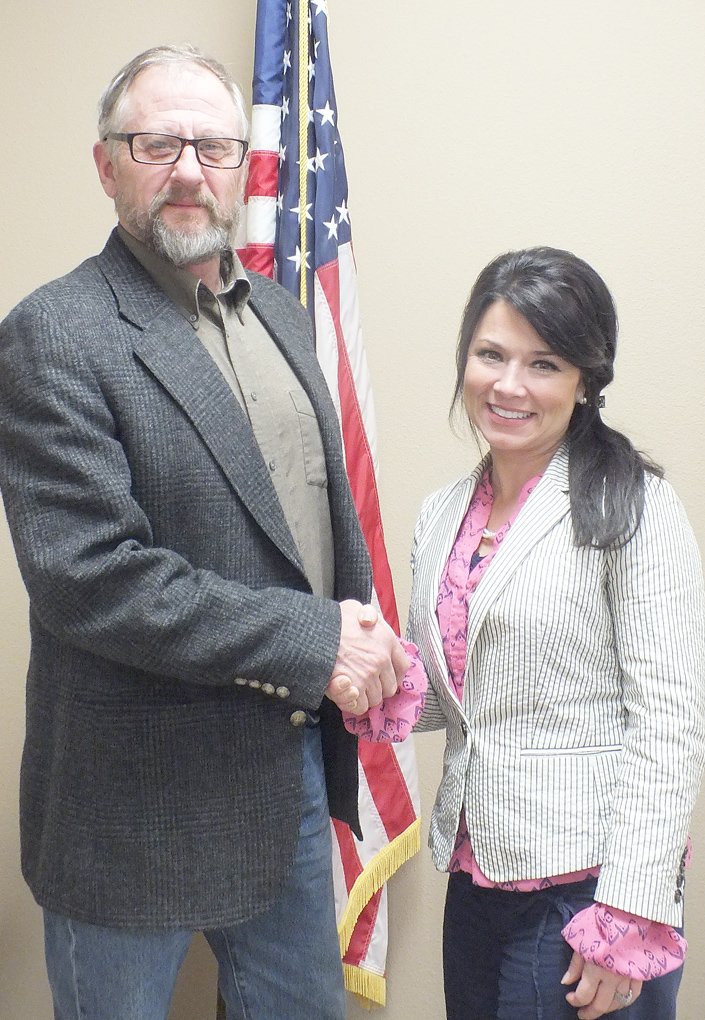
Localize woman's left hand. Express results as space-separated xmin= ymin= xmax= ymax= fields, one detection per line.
xmin=562 ymin=951 xmax=643 ymax=1018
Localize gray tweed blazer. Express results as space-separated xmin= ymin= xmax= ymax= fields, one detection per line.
xmin=0 ymin=230 xmax=372 ymax=930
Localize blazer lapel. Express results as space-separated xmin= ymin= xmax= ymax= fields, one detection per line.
xmin=464 ymin=446 xmax=571 ymax=660
xmin=417 ymin=459 xmax=490 ymax=716
xmin=98 ymin=237 xmax=305 ymax=576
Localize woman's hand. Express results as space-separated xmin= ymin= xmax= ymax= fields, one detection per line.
xmin=562 ymin=952 xmax=642 ymax=1018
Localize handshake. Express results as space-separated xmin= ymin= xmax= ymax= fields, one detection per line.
xmin=325 ymin=599 xmax=410 ymax=715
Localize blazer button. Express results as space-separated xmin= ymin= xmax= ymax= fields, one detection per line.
xmin=261 ymin=683 xmax=275 ymax=696
xmin=289 ymin=710 xmax=307 ymax=727
xmin=234 ymin=677 xmax=248 ymax=686
xmin=276 ymin=686 xmax=290 ymax=699
xmin=248 ymin=679 xmax=261 ymax=689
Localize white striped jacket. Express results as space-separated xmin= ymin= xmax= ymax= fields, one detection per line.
xmin=408 ymin=445 xmax=705 ymax=926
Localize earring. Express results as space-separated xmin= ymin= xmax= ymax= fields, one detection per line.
xmin=578 ymin=395 xmax=587 ymax=405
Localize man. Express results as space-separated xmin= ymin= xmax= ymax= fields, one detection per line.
xmin=0 ymin=45 xmax=407 ymax=1020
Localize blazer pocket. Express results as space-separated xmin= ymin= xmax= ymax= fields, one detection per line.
xmin=519 ymin=744 xmax=622 ymax=758
xmin=289 ymin=389 xmax=328 ymax=487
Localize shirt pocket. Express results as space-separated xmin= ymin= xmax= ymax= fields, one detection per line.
xmin=289 ymin=388 xmax=328 ymax=487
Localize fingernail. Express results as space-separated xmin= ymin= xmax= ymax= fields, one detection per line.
xmin=358 ymin=604 xmax=379 ymax=626
xmin=560 ymin=972 xmax=569 ymax=984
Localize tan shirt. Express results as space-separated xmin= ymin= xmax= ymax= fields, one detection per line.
xmin=118 ymin=227 xmax=335 ymax=598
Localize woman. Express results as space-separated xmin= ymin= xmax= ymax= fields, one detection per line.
xmin=345 ymin=247 xmax=705 ymax=1019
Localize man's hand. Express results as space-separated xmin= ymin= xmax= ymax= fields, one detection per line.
xmin=324 ymin=600 xmax=410 ymax=714
xmin=562 ymin=952 xmax=642 ymax=1018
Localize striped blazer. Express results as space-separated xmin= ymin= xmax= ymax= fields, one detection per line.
xmin=408 ymin=445 xmax=705 ymax=926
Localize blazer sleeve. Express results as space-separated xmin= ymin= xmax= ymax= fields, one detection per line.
xmin=0 ymin=291 xmax=342 ymax=707
xmin=406 ymin=492 xmax=453 ymax=733
xmin=596 ymin=474 xmax=705 ymax=926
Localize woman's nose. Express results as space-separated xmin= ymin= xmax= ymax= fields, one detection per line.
xmin=493 ymin=363 xmax=527 ymax=395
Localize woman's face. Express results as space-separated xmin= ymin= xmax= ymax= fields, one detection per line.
xmin=463 ymin=299 xmax=583 ymax=465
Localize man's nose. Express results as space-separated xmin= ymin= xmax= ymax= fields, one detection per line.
xmin=169 ymin=142 xmax=206 ymax=184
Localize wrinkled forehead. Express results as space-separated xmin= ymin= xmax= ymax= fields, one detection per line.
xmin=117 ymin=62 xmax=243 ymax=134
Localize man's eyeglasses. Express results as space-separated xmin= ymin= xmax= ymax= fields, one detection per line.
xmin=104 ymin=132 xmax=249 ymax=169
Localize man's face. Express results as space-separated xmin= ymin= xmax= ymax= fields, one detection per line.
xmin=94 ymin=63 xmax=247 ymax=266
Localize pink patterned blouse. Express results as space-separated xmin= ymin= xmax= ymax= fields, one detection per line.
xmin=343 ymin=470 xmax=687 ymax=979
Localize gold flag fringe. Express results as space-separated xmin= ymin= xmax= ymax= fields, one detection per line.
xmin=343 ymin=963 xmax=386 ymax=1009
xmin=337 ymin=818 xmax=421 ymax=1005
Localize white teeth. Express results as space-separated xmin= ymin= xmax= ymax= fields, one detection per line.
xmin=490 ymin=405 xmax=532 ymax=420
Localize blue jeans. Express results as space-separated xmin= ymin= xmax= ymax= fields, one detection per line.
xmin=43 ymin=725 xmax=345 ymax=1020
xmin=443 ymin=872 xmax=682 ymax=1020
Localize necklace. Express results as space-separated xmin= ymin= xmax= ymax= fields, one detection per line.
xmin=482 ymin=527 xmax=497 ymax=540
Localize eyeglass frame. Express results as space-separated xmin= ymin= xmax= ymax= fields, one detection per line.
xmin=103 ymin=132 xmax=249 ymax=169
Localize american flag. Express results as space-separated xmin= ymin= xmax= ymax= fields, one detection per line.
xmin=238 ymin=0 xmax=421 ymax=1005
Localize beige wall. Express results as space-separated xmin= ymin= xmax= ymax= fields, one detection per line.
xmin=2 ymin=1 xmax=704 ymax=1017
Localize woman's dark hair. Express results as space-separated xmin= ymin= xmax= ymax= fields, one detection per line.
xmin=451 ymin=246 xmax=662 ymax=548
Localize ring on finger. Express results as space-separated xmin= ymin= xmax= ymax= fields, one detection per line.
xmin=612 ymin=988 xmax=633 ymax=1008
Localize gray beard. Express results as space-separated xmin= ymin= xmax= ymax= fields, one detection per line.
xmin=150 ymin=217 xmax=232 ymax=266
xmin=118 ymin=189 xmax=240 ymax=267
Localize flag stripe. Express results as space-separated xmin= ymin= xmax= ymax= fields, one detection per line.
xmin=359 ymin=742 xmax=418 ymax=841
xmin=244 ymin=151 xmax=279 ymax=200
xmin=332 ymin=816 xmax=364 ymax=894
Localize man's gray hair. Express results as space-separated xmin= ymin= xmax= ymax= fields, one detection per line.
xmin=97 ymin=44 xmax=249 ymax=141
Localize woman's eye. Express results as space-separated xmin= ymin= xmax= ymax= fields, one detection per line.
xmin=476 ymin=348 xmax=502 ymax=362
xmin=533 ymin=359 xmax=559 ymax=372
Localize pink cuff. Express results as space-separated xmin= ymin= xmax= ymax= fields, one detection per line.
xmin=562 ymin=903 xmax=687 ymax=980
xmin=341 ymin=639 xmax=427 ymax=742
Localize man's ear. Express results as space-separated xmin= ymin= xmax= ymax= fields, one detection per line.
xmin=93 ymin=141 xmax=119 ymax=199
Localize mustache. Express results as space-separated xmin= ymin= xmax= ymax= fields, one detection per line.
xmin=149 ymin=188 xmax=220 ymax=217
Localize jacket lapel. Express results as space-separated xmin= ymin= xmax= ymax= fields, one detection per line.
xmin=97 ymin=234 xmax=306 ymax=577
xmin=416 ymin=459 xmax=489 ymax=716
xmin=464 ymin=446 xmax=571 ymax=661
xmin=416 ymin=447 xmax=571 ymax=716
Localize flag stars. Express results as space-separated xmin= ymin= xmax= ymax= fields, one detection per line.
xmin=308 ymin=58 xmax=316 ymax=81
xmin=278 ymin=144 xmax=287 ymax=164
xmin=283 ymin=49 xmax=292 ymax=73
xmin=311 ymin=0 xmax=329 ymax=17
xmin=313 ymin=147 xmax=329 ymax=171
xmin=286 ymin=2 xmax=292 ymax=24
xmin=287 ymin=246 xmax=311 ymax=272
xmin=289 ymin=202 xmax=313 ymax=223
xmin=336 ymin=199 xmax=350 ymax=224
xmin=305 ymin=147 xmax=329 ymax=173
xmin=281 ymin=96 xmax=290 ymax=120
xmin=316 ymin=101 xmax=335 ymax=126
xmin=276 ymin=192 xmax=284 ymax=213
xmin=322 ymin=216 xmax=338 ymax=240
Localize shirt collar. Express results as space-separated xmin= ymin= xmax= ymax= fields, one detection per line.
xmin=117 ymin=225 xmax=252 ymax=322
